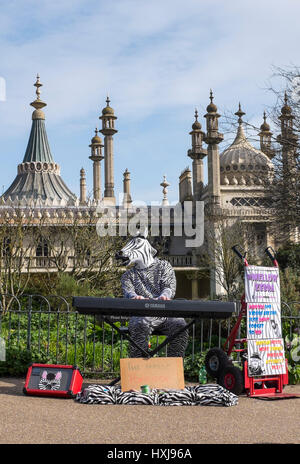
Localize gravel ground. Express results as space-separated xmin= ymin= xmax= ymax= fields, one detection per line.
xmin=0 ymin=377 xmax=299 ymax=445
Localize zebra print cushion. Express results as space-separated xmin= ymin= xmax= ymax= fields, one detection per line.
xmin=187 ymin=384 xmax=239 ymax=407
xmin=75 ymin=384 xmax=238 ymax=407
xmin=157 ymin=389 xmax=196 ymax=406
xmin=76 ymin=385 xmax=116 ymax=404
xmin=117 ymin=390 xmax=158 ymax=405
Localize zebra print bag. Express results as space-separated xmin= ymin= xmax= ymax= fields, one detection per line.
xmin=76 ymin=385 xmax=117 ymax=404
xmin=75 ymin=384 xmax=238 ymax=407
xmin=186 ymin=384 xmax=239 ymax=407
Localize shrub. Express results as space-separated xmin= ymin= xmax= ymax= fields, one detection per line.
xmin=276 ymin=243 xmax=300 ymax=271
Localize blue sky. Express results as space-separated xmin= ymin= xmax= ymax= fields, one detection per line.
xmin=0 ymin=0 xmax=299 ymax=204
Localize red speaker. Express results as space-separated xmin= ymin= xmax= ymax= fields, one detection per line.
xmin=23 ymin=364 xmax=83 ymax=398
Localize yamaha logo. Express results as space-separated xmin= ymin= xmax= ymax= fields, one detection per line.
xmin=145 ymin=303 xmax=166 ymax=309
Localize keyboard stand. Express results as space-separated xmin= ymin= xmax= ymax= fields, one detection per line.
xmin=102 ymin=316 xmax=196 ymax=386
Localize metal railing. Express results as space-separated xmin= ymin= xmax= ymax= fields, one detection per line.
xmin=0 ymin=294 xmax=299 ymax=377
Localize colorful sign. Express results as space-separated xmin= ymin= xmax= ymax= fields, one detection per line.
xmin=247 ymin=339 xmax=286 ymax=376
xmin=245 ymin=266 xmax=280 ymax=303
xmin=245 ymin=265 xmax=286 ymax=377
xmin=247 ymin=302 xmax=282 ymax=340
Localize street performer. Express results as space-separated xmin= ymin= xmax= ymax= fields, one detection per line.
xmin=116 ymin=229 xmax=189 ymax=358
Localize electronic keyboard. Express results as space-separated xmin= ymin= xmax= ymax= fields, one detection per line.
xmin=72 ymin=297 xmax=235 ymax=319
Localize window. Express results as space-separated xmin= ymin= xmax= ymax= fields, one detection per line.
xmin=2 ymin=237 xmax=11 ymax=257
xmin=36 ymin=239 xmax=49 ymax=257
xmin=230 ymin=197 xmax=272 ymax=208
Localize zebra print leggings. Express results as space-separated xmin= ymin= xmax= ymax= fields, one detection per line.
xmin=128 ymin=317 xmax=189 ymax=358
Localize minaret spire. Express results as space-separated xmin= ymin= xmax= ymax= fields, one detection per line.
xmin=100 ymin=96 xmax=117 ymax=206
xmin=80 ymin=168 xmax=87 ymax=205
xmin=277 ymin=91 xmax=298 ymax=180
xmin=89 ymin=127 xmax=104 ymax=203
xmin=122 ymin=168 xmax=132 ymax=208
xmin=204 ymin=89 xmax=223 ymax=206
xmin=187 ymin=107 xmax=207 ymax=201
xmin=204 ymin=90 xmax=224 ymax=298
xmin=259 ymin=111 xmax=274 ymax=159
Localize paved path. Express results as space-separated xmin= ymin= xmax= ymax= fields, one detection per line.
xmin=0 ymin=377 xmax=299 ymax=445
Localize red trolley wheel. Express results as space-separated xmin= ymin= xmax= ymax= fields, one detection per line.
xmin=218 ymin=365 xmax=244 ymax=396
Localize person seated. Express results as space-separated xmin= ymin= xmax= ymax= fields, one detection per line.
xmin=116 ymin=229 xmax=189 ymax=358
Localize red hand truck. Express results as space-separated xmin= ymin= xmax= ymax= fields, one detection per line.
xmin=204 ymin=246 xmax=298 ymax=399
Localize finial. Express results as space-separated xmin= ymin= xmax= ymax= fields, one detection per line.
xmin=235 ymin=102 xmax=245 ymax=124
xmin=260 ymin=111 xmax=270 ymax=132
xmin=206 ymin=89 xmax=218 ymax=113
xmin=30 ymin=74 xmax=47 ymax=117
xmin=281 ymin=91 xmax=292 ymax=115
xmin=101 ymin=95 xmax=115 ymax=117
xmin=34 ymin=74 xmax=42 ymax=100
xmin=192 ymin=107 xmax=202 ymax=130
xmin=160 ymin=175 xmax=170 ymax=206
xmin=90 ymin=126 xmax=103 ymax=147
xmin=123 ymin=168 xmax=130 ymax=179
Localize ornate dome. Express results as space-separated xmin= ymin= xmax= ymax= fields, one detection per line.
xmin=102 ymin=105 xmax=114 ymax=115
xmin=206 ymin=90 xmax=217 ymax=113
xmin=281 ymin=92 xmax=292 ymax=115
xmin=102 ymin=96 xmax=114 ymax=116
xmin=192 ymin=120 xmax=202 ymax=130
xmin=220 ymin=123 xmax=273 ymax=186
xmin=91 ymin=128 xmax=103 ymax=145
xmin=260 ymin=112 xmax=271 ymax=132
xmin=1 ymin=76 xmax=77 ymax=207
xmin=191 ymin=109 xmax=202 ymax=130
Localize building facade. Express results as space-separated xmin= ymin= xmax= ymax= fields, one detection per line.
xmin=0 ymin=77 xmax=298 ymax=299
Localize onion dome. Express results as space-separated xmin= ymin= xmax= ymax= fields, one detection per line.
xmin=102 ymin=96 xmax=114 ymax=115
xmin=206 ymin=89 xmax=217 ymax=113
xmin=91 ymin=128 xmax=102 ymax=145
xmin=192 ymin=109 xmax=202 ymax=130
xmin=260 ymin=111 xmax=270 ymax=132
xmin=281 ymin=92 xmax=292 ymax=115
xmin=220 ymin=104 xmax=273 ymax=186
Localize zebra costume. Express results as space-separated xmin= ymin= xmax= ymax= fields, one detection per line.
xmin=116 ymin=231 xmax=189 ymax=358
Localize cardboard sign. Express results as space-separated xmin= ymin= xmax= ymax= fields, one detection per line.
xmin=247 ymin=302 xmax=282 ymax=340
xmin=120 ymin=357 xmax=185 ymax=392
xmin=245 ymin=266 xmax=280 ymax=303
xmin=247 ymin=338 xmax=286 ymax=376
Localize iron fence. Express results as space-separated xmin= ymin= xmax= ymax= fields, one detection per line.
xmin=0 ymin=294 xmax=299 ymax=377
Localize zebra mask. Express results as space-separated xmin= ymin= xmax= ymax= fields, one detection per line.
xmin=115 ymin=230 xmax=157 ymax=269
